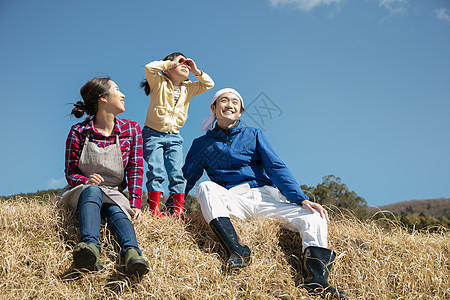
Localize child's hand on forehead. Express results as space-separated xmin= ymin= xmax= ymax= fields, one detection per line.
xmin=171 ymin=56 xmax=188 ymax=69
xmin=183 ymin=58 xmax=195 ymax=69
xmin=183 ymin=58 xmax=202 ymax=76
xmin=171 ymin=57 xmax=202 ymax=76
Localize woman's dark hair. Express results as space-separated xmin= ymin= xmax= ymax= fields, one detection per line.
xmin=71 ymin=76 xmax=111 ymax=118
xmin=140 ymin=52 xmax=186 ymax=96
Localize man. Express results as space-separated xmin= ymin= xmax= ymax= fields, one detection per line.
xmin=182 ymin=88 xmax=346 ymax=299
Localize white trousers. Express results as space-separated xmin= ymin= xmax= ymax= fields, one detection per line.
xmin=196 ymin=181 xmax=328 ymax=250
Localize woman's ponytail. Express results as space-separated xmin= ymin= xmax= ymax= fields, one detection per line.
xmin=71 ymin=76 xmax=111 ymax=118
xmin=71 ymin=101 xmax=86 ymax=118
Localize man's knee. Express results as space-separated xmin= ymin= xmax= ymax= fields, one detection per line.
xmin=196 ymin=181 xmax=218 ymax=195
xmin=196 ymin=181 xmax=231 ymax=223
xmin=307 ymin=211 xmax=328 ymax=230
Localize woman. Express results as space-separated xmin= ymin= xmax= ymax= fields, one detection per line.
xmin=58 ymin=76 xmax=149 ymax=277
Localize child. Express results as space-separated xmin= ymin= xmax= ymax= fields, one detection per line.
xmin=140 ymin=52 xmax=214 ymax=218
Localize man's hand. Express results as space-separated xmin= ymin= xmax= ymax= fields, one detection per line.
xmin=301 ymin=200 xmax=330 ymax=222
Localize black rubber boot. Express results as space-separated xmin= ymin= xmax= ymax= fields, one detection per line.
xmin=209 ymin=217 xmax=251 ymax=271
xmin=303 ymin=246 xmax=347 ymax=299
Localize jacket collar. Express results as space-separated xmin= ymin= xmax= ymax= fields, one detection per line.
xmin=207 ymin=120 xmax=243 ymax=138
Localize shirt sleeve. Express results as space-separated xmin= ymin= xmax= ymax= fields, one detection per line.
xmin=125 ymin=122 xmax=144 ymax=209
xmin=65 ymin=126 xmax=89 ymax=186
xmin=186 ymin=71 xmax=215 ymax=97
xmin=255 ymin=129 xmax=309 ymax=204
xmin=144 ymin=60 xmax=174 ymax=91
xmin=182 ymin=139 xmax=205 ymax=195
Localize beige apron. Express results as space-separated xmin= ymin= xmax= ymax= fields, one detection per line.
xmin=57 ymin=131 xmax=134 ymax=219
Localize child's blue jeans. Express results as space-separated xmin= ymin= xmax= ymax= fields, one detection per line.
xmin=77 ymin=185 xmax=141 ymax=256
xmin=142 ymin=126 xmax=186 ymax=194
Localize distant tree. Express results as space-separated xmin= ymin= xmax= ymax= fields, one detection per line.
xmin=425 ymin=216 xmax=440 ymax=228
xmin=395 ymin=213 xmax=449 ymax=232
xmin=406 ymin=205 xmax=413 ymax=214
xmin=400 ymin=215 xmax=414 ymax=228
xmin=310 ymin=175 xmax=367 ymax=218
xmin=300 ymin=184 xmax=315 ymax=199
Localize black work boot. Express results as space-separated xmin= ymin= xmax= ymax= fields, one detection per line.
xmin=209 ymin=217 xmax=251 ymax=271
xmin=303 ymin=246 xmax=347 ymax=299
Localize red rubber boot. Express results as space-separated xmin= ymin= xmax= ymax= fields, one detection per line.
xmin=148 ymin=191 xmax=163 ymax=218
xmin=172 ymin=193 xmax=185 ymax=220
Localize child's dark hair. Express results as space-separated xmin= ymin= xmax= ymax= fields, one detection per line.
xmin=139 ymin=52 xmax=186 ymax=96
xmin=71 ymin=76 xmax=111 ymax=118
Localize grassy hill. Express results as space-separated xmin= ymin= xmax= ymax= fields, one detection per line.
xmin=0 ymin=195 xmax=448 ymax=299
xmin=367 ymin=198 xmax=450 ymax=218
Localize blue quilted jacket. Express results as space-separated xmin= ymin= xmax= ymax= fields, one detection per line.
xmin=182 ymin=123 xmax=309 ymax=204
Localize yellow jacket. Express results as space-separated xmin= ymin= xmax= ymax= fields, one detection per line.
xmin=144 ymin=60 xmax=215 ymax=133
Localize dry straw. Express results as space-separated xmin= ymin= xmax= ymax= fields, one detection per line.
xmin=0 ymin=196 xmax=448 ymax=299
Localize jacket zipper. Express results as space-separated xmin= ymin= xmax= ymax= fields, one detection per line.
xmin=226 ymin=135 xmax=231 ymax=169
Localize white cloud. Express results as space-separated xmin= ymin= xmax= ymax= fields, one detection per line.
xmin=268 ymin=0 xmax=341 ymax=12
xmin=47 ymin=177 xmax=66 ymax=189
xmin=379 ymin=0 xmax=408 ymax=14
xmin=435 ymin=8 xmax=450 ymax=22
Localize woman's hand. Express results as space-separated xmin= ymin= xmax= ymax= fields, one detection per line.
xmin=301 ymin=200 xmax=330 ymax=222
xmin=86 ymin=173 xmax=104 ymax=185
xmin=132 ymin=208 xmax=143 ymax=221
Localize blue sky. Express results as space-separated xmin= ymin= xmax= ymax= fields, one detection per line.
xmin=1 ymin=0 xmax=449 ymax=207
